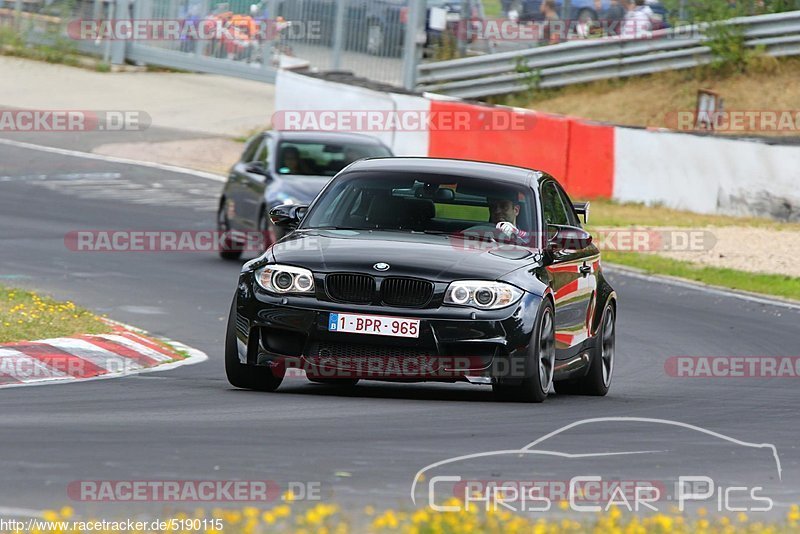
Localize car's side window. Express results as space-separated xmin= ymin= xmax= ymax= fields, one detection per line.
xmin=253 ymin=138 xmax=270 ymax=164
xmin=541 ymin=181 xmax=570 ymax=227
xmin=240 ymin=134 xmax=264 ymax=163
xmin=554 ymin=183 xmax=581 ymax=227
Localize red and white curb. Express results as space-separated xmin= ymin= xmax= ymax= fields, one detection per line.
xmin=0 ymin=322 xmax=207 ymax=389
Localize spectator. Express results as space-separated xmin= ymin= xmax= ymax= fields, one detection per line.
xmin=605 ymin=0 xmax=626 ymax=35
xmin=621 ymin=0 xmax=652 ymax=39
xmin=540 ymin=0 xmax=563 ymax=45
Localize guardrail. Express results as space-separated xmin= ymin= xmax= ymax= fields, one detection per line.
xmin=416 ymin=11 xmax=800 ymax=99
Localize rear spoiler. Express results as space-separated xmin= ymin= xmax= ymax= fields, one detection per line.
xmin=573 ymin=201 xmax=590 ymax=224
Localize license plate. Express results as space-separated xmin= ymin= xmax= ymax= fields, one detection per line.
xmin=328 ymin=313 xmax=420 ymax=338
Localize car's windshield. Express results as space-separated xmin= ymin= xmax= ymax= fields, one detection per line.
xmin=302 ymin=171 xmax=536 ymax=235
xmin=276 ymin=141 xmax=392 ymax=177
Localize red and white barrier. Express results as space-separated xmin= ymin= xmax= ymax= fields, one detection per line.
xmin=276 ymin=71 xmax=799 ymax=219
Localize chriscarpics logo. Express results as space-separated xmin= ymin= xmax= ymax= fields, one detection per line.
xmin=411 ymin=417 xmax=781 ymax=515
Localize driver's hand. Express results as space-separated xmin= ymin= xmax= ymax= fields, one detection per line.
xmin=496 ymin=221 xmax=519 ymax=237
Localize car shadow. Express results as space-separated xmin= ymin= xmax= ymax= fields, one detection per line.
xmin=260 ymin=379 xmax=571 ymax=404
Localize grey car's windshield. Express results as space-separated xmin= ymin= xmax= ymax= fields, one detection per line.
xmin=276 ymin=141 xmax=392 ymax=177
xmin=302 ymin=171 xmax=536 ymax=235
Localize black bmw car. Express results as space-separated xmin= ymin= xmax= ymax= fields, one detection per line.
xmin=225 ymin=158 xmax=616 ymax=402
xmin=217 ymin=130 xmax=393 ymax=259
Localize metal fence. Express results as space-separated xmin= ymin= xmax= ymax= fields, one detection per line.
xmin=416 ymin=10 xmax=800 ymax=98
xmin=0 ymin=0 xmax=429 ymax=88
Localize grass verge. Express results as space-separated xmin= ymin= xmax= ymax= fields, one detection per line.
xmin=495 ymin=55 xmax=800 ymax=137
xmin=603 ymin=251 xmax=800 ymax=302
xmin=0 ymin=285 xmax=111 ymax=344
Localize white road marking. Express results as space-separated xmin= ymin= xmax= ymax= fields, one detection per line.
xmin=0 ymin=137 xmax=225 ymax=182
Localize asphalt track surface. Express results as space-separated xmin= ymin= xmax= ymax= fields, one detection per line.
xmin=1 ymin=137 xmax=799 ymax=519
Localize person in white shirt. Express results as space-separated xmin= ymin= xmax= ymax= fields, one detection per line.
xmin=621 ymin=0 xmax=652 ymax=39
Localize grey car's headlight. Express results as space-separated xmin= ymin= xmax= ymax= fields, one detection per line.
xmin=444 ymin=281 xmax=523 ymax=310
xmin=255 ymin=264 xmax=315 ymax=294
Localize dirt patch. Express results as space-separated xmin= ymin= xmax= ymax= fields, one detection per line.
xmin=93 ymin=138 xmax=243 ymax=175
xmin=641 ymin=226 xmax=800 ymax=278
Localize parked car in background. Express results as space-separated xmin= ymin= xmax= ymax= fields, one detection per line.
xmin=217 ymin=131 xmax=393 ymax=260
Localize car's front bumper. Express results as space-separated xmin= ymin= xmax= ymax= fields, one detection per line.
xmin=232 ymin=271 xmax=544 ymax=382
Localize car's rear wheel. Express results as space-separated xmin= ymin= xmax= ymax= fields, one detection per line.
xmin=218 ymin=201 xmax=242 ymax=261
xmin=493 ymin=301 xmax=554 ymax=403
xmin=555 ymin=302 xmax=615 ymax=396
xmin=225 ymin=298 xmax=283 ymax=392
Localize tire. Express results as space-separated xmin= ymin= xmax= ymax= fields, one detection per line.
xmin=308 ymin=377 xmax=360 ymax=387
xmin=225 ymin=298 xmax=283 ymax=392
xmin=555 ymin=302 xmax=615 ymax=396
xmin=218 ymin=201 xmax=242 ymax=261
xmin=493 ymin=301 xmax=555 ymax=403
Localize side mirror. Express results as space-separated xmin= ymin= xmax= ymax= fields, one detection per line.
xmin=573 ymin=201 xmax=590 ymax=224
xmin=269 ymin=204 xmax=308 ymax=228
xmin=548 ymin=224 xmax=592 ymax=251
xmin=245 ymin=161 xmax=268 ymax=176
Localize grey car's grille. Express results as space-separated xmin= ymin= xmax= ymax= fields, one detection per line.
xmin=326 ymin=274 xmax=375 ymax=303
xmin=381 ymin=277 xmax=433 ymax=308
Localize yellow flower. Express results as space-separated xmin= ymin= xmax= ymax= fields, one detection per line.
xmin=273 ymin=504 xmax=291 ymax=518
xmin=42 ymin=511 xmax=59 ymax=522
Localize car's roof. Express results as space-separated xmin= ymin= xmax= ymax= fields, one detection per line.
xmin=344 ymin=157 xmax=544 ymax=186
xmin=273 ymin=130 xmax=388 ymax=146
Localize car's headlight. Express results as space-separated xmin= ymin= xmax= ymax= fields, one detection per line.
xmin=444 ymin=281 xmax=523 ymax=310
xmin=255 ymin=264 xmax=315 ymax=294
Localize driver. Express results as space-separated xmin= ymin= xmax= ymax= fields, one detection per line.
xmin=488 ymin=194 xmax=530 ymax=243
xmin=279 ymin=146 xmax=310 ymax=175
xmin=464 ymin=191 xmax=532 ymax=245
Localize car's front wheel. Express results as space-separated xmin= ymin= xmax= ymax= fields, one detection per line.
xmin=493 ymin=301 xmax=555 ymax=403
xmin=225 ymin=298 xmax=283 ymax=392
xmin=555 ymin=301 xmax=615 ymax=396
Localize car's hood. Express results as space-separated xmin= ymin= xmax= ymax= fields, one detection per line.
xmin=271 ymin=229 xmax=541 ymax=282
xmin=267 ymin=176 xmax=330 ymax=205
